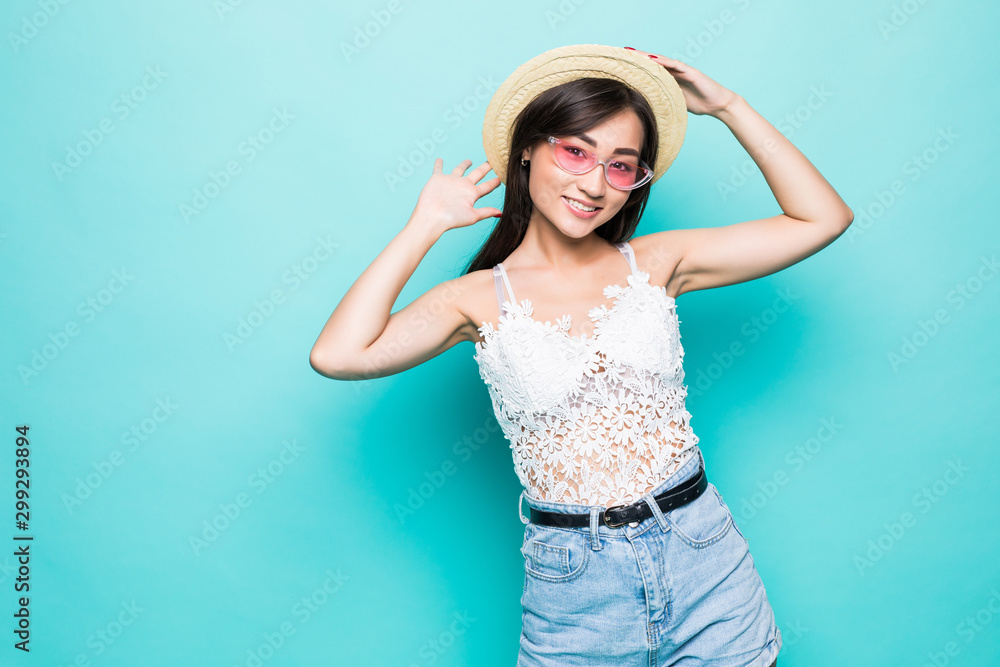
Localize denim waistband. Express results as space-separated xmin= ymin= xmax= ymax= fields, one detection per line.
xmin=517 ymin=447 xmax=706 ymax=543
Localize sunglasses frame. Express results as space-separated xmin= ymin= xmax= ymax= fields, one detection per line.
xmin=545 ymin=136 xmax=654 ymax=191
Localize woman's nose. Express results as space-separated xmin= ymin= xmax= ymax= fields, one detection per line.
xmin=578 ymin=162 xmax=607 ymax=196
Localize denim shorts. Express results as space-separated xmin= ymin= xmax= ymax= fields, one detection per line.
xmin=516 ymin=449 xmax=782 ymax=666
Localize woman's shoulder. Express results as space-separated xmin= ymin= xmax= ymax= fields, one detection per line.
xmin=445 ymin=265 xmax=503 ymax=344
xmin=625 ymin=231 xmax=685 ymax=294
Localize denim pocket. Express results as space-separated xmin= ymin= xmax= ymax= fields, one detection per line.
xmin=713 ymin=489 xmax=757 ymax=566
xmin=521 ymin=523 xmax=590 ymax=583
xmin=712 ymin=486 xmax=751 ymax=544
xmin=663 ymin=482 xmax=733 ymax=548
xmin=729 ymin=512 xmax=750 ymax=544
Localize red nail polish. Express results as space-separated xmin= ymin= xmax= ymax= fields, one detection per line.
xmin=493 ymin=214 xmax=502 ymax=218
xmin=624 ymin=47 xmax=635 ymax=50
xmin=647 ymin=54 xmax=657 ymax=59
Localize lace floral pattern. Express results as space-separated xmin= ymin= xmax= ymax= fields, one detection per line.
xmin=474 ymin=267 xmax=700 ymax=507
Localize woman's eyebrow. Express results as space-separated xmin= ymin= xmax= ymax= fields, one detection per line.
xmin=573 ymin=132 xmax=640 ymax=158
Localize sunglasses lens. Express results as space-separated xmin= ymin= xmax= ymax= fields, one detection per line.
xmin=553 ymin=142 xmax=593 ymax=172
xmin=552 ymin=140 xmax=650 ymax=190
xmin=607 ymin=162 xmax=649 ymax=190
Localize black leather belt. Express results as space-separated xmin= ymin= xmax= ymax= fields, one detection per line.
xmin=528 ymin=465 xmax=708 ymax=528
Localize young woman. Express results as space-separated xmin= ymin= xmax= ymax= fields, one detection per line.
xmin=311 ymin=44 xmax=852 ymax=666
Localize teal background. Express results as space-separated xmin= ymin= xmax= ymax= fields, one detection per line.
xmin=1 ymin=0 xmax=998 ymax=665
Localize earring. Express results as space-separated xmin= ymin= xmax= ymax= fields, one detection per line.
xmin=521 ymin=158 xmax=528 ymax=166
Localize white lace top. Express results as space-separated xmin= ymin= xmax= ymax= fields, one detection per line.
xmin=473 ymin=241 xmax=700 ymax=507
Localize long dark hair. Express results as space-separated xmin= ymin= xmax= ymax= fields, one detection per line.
xmin=464 ymin=77 xmax=660 ymax=275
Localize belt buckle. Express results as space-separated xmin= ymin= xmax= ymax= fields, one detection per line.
xmin=602 ymin=502 xmax=633 ymax=528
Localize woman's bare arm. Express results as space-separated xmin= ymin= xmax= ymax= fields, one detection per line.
xmin=309 ymin=159 xmax=501 ymax=381
xmin=308 ymin=217 xmax=468 ymax=380
xmin=663 ymin=93 xmax=853 ymax=296
xmin=626 ymin=50 xmax=853 ymax=296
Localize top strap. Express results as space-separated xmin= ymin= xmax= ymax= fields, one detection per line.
xmin=493 ymin=263 xmax=517 ymax=315
xmin=616 ymin=241 xmax=639 ymax=276
xmin=494 ymin=245 xmax=632 ymax=316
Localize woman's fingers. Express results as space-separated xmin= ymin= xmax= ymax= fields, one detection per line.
xmin=475 ymin=175 xmax=502 ymax=197
xmin=473 ymin=206 xmax=502 ymax=222
xmin=464 ymin=160 xmax=497 ymax=185
xmin=476 ymin=160 xmax=497 ymax=182
xmin=631 ymin=47 xmax=691 ymax=75
xmin=449 ymin=158 xmax=473 ymax=176
xmin=438 ymin=158 xmax=497 ymax=182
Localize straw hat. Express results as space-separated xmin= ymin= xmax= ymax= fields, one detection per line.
xmin=482 ymin=43 xmax=688 ymax=186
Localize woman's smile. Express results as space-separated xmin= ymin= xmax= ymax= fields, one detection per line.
xmin=561 ymin=195 xmax=603 ymax=218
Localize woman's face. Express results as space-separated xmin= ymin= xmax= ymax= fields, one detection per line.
xmin=521 ymin=109 xmax=645 ymax=238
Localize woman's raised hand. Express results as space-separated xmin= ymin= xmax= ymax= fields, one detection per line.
xmin=409 ymin=158 xmax=503 ymax=236
xmin=625 ymin=47 xmax=738 ymax=117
